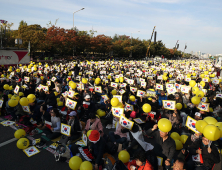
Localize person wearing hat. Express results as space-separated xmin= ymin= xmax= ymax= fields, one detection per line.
xmin=79 ymin=95 xmax=96 ymax=122
xmin=88 ymin=130 xmax=106 ymax=170
xmin=67 ymin=111 xmax=81 ymax=143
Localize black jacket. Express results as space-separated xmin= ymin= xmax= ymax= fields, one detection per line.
xmin=44 ymin=92 xmax=57 ymax=107
xmin=146 ymin=129 xmax=176 ymax=160
xmin=188 ymin=139 xmax=220 ymax=168
xmin=90 ymin=137 xmax=105 ymax=164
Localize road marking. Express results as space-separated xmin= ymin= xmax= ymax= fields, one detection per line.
xmin=0 ymin=138 xmax=17 ymax=148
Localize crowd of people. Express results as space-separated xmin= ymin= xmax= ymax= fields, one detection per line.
xmin=0 ymin=59 xmax=222 ymax=170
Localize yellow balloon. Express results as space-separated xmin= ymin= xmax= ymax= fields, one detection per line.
xmin=107 ymin=75 xmax=111 ymax=79
xmin=192 ymin=87 xmax=199 ymax=94
xmin=118 ymin=150 xmax=130 ymax=163
xmin=69 ymin=156 xmax=82 ymax=170
xmin=119 ymin=77 xmax=124 ymax=83
xmin=175 ymin=139 xmax=183 ymax=150
xmin=111 ymin=89 xmax=117 ymax=95
xmin=195 ymin=120 xmax=208 ymax=133
xmin=191 ymin=96 xmax=201 ymax=105
xmin=27 ymin=94 xmax=36 ymax=103
xmin=82 ymin=78 xmax=88 ymax=84
xmin=87 ymin=130 xmax=92 ymax=137
xmin=96 ymin=109 xmax=106 ymax=117
xmin=170 ymin=132 xmax=180 ymax=140
xmin=176 ymin=103 xmax=182 ymax=110
xmin=203 ymin=116 xmax=217 ymax=125
xmin=17 ymin=138 xmax=30 ymax=149
xmin=19 ymin=92 xmax=24 ymax=97
xmin=142 ymin=103 xmax=151 ymax=113
xmin=158 ymin=118 xmax=172 ymax=132
xmin=189 ymin=80 xmax=196 ymax=87
xmin=8 ymin=94 xmax=12 ymax=99
xmin=196 ymin=91 xmax=205 ymax=98
xmin=203 ymin=125 xmax=220 ymax=141
xmin=111 ymin=97 xmax=119 ymax=107
xmin=57 ymin=101 xmax=63 ymax=106
xmin=80 ymin=161 xmax=93 ymax=170
xmin=14 ymin=129 xmax=26 ymax=139
xmin=11 ymin=95 xmax=20 ymax=101
xmin=200 ymin=81 xmax=205 ymax=87
xmin=115 ymin=78 xmax=119 ymax=83
xmin=3 ymin=84 xmax=9 ymax=90
xmin=129 ymin=95 xmax=135 ymax=102
xmin=19 ymin=97 xmax=29 ymax=106
xmin=69 ymin=81 xmax=77 ymax=89
xmin=180 ymin=135 xmax=188 ymax=144
xmin=8 ymin=99 xmax=18 ymax=107
xmin=54 ymin=92 xmax=58 ymax=96
xmin=117 ymin=102 xmax=124 ymax=108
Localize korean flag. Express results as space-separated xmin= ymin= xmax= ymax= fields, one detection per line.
xmin=65 ymin=98 xmax=77 ymax=110
xmin=112 ymin=107 xmax=124 ymax=117
xmin=119 ymin=115 xmax=134 ymax=130
xmin=185 ymin=116 xmax=198 ymax=133
xmin=163 ymin=100 xmax=176 ymax=110
xmin=125 ymin=103 xmax=134 ymax=111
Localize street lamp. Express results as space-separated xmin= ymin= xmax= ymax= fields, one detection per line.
xmin=73 ymin=8 xmax=84 ymax=57
xmin=130 ymin=31 xmax=140 ymax=58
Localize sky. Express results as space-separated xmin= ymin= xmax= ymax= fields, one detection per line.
xmin=0 ymin=0 xmax=222 ymax=55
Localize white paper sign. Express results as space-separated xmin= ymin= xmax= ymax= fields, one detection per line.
xmin=162 ymin=100 xmax=176 ymax=110
xmin=185 ymin=116 xmax=198 ymax=133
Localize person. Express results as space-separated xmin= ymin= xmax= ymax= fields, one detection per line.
xmin=66 ymin=111 xmax=81 ymax=143
xmin=42 ymin=87 xmax=57 ymax=108
xmin=109 ymin=122 xmax=127 ymax=145
xmin=186 ymin=136 xmax=220 ymax=170
xmin=156 ymin=90 xmax=167 ymax=107
xmin=36 ymin=108 xmax=61 ymax=148
xmin=127 ymin=152 xmax=154 ymax=170
xmin=29 ymin=100 xmax=41 ymax=123
xmin=61 ymin=81 xmax=69 ymax=93
xmin=37 ymin=105 xmax=51 ymax=129
xmin=83 ymin=113 xmax=104 ymax=136
xmin=145 ymin=124 xmax=176 ymax=169
xmin=88 ymin=130 xmax=105 ymax=170
xmin=172 ymin=158 xmax=185 ymax=170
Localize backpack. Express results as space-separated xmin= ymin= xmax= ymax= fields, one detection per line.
xmin=106 ymin=142 xmax=118 ymax=155
xmin=111 ymin=160 xmax=128 ymax=170
xmin=54 ymin=144 xmax=71 ymax=162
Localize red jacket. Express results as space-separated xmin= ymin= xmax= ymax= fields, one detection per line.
xmin=127 ymin=160 xmax=153 ymax=170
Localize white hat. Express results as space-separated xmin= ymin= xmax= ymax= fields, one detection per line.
xmin=195 ymin=112 xmax=201 ymax=117
xmin=69 ymin=111 xmax=77 ymax=117
xmin=85 ymin=95 xmax=90 ymax=99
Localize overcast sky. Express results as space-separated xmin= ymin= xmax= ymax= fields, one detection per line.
xmin=1 ymin=0 xmax=221 ymax=55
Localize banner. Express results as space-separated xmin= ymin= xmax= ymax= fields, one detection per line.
xmin=0 ymin=50 xmax=30 ymax=65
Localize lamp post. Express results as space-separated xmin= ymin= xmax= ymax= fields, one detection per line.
xmin=130 ymin=31 xmax=140 ymax=58
xmin=73 ymin=8 xmax=84 ymax=58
